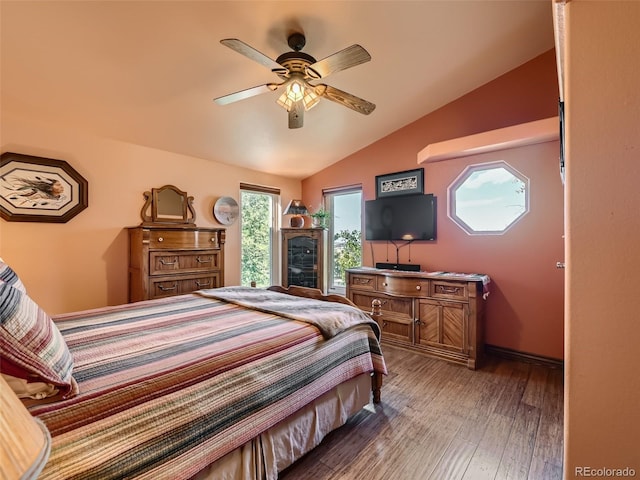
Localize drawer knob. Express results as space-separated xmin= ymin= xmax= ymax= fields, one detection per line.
xmin=159 ymin=257 xmax=178 ymax=266
xmin=415 ymin=285 xmax=421 ymax=290
xmin=196 ymin=256 xmax=212 ymax=264
xmin=158 ymin=237 xmax=164 ymax=242
xmin=158 ymin=283 xmax=177 ymax=291
xmin=382 ymin=282 xmax=387 ymax=287
xmin=195 ymin=280 xmax=211 ymax=287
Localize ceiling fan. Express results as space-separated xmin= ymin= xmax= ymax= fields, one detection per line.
xmin=214 ymin=33 xmax=376 ymax=129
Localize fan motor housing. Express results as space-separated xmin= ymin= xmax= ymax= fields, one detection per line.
xmin=275 ymin=51 xmax=316 ymax=68
xmin=287 ymin=32 xmax=306 ymax=50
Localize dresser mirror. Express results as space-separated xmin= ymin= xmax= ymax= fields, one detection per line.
xmin=140 ymin=184 xmax=196 ymax=226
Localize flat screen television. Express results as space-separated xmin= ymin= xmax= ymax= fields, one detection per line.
xmin=365 ymin=194 xmax=437 ymax=241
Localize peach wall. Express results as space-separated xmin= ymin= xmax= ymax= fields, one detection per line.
xmin=0 ymin=114 xmax=300 ymax=314
xmin=303 ymin=49 xmax=564 ymax=359
xmin=564 ymin=1 xmax=640 ymax=476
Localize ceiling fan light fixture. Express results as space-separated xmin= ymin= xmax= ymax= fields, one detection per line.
xmin=277 ymin=79 xmax=303 ymax=111
xmin=276 ymin=79 xmax=318 ymax=112
xmin=276 ymin=91 xmax=296 ymax=112
xmin=217 ymin=35 xmax=375 ymax=125
xmin=287 ymin=80 xmax=304 ymax=101
xmin=302 ymin=87 xmax=320 ymax=111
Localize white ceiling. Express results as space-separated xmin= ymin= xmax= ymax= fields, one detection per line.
xmin=1 ymin=1 xmax=555 ymax=179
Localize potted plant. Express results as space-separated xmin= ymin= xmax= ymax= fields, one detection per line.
xmin=309 ymin=206 xmax=329 ymax=228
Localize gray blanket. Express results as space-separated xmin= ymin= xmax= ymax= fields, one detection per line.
xmin=196 ymin=286 xmax=381 ymax=340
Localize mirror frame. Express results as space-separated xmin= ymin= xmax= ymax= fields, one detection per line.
xmin=140 ymin=184 xmax=196 ymax=226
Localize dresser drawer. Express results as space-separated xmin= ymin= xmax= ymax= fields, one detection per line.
xmin=431 ymin=280 xmax=468 ymax=300
xmin=349 ymin=290 xmax=413 ymax=344
xmin=350 ymin=290 xmax=413 ymax=321
xmin=376 ymin=316 xmax=412 ymax=345
xmin=149 ymin=273 xmax=221 ymax=299
xmin=348 ymin=273 xmax=377 ymax=291
xmin=377 ymin=275 xmax=429 ymax=297
xmin=349 ymin=290 xmax=379 ymax=313
xmin=148 ymin=230 xmax=221 ymax=249
xmin=149 ymin=250 xmax=221 ymax=275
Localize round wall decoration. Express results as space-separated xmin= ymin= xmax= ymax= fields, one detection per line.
xmin=213 ymin=196 xmax=239 ymax=225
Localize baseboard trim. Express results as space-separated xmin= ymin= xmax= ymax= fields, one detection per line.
xmin=485 ymin=344 xmax=564 ymax=369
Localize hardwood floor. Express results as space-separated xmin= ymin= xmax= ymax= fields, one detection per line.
xmin=279 ymin=345 xmax=564 ymax=480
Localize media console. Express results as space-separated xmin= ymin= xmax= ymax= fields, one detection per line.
xmin=346 ymin=267 xmax=489 ymax=369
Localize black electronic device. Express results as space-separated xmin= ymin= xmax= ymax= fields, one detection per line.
xmin=375 ymin=262 xmax=421 ymax=272
xmin=365 ymin=194 xmax=437 ymax=241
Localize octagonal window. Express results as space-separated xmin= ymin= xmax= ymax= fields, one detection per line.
xmin=448 ymin=161 xmax=529 ymax=235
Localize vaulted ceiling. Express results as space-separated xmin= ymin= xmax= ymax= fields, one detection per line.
xmin=0 ymin=1 xmax=555 ymax=179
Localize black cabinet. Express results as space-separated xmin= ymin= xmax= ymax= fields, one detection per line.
xmin=281 ymin=228 xmax=327 ymax=292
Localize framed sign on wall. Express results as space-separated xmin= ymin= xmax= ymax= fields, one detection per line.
xmin=375 ymin=168 xmax=424 ymax=198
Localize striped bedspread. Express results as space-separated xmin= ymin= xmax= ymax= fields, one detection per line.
xmin=28 ymin=289 xmax=387 ymax=480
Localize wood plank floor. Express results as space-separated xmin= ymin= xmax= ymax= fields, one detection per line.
xmin=279 ymin=345 xmax=564 ymax=480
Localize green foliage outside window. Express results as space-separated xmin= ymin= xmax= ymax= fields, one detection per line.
xmin=241 ymin=192 xmax=271 ymax=287
xmin=333 ymin=229 xmax=362 ymax=286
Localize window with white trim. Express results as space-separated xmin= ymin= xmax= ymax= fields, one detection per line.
xmin=240 ymin=183 xmax=280 ymax=287
xmin=448 ymin=161 xmax=529 ymax=235
xmin=324 ymin=187 xmax=362 ymax=293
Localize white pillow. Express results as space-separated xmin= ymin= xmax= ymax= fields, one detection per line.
xmin=1 ymin=373 xmax=59 ymax=399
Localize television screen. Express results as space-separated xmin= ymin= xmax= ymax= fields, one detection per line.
xmin=365 ymin=194 xmax=437 ymax=241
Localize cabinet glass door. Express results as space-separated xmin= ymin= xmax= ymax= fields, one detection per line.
xmin=287 ymin=235 xmax=319 ymax=288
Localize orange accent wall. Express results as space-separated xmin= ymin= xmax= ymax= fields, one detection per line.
xmin=0 ymin=115 xmax=301 ymax=314
xmin=303 ymin=49 xmax=564 ymax=359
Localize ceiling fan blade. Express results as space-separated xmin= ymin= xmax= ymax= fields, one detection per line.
xmin=288 ymin=102 xmax=304 ymax=129
xmin=314 ymin=84 xmax=376 ymax=115
xmin=306 ymin=45 xmax=371 ymax=79
xmin=220 ymin=39 xmax=288 ymax=74
xmin=214 ymin=83 xmax=281 ymax=105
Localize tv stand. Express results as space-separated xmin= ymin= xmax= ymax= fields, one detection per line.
xmin=375 ymin=262 xmax=421 ymax=272
xmin=346 ymin=267 xmax=487 ymax=369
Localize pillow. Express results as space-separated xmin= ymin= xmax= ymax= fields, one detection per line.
xmin=0 ymin=282 xmax=78 ymax=399
xmin=0 ymin=258 xmax=27 ymax=293
xmin=1 ymin=373 xmax=59 ymax=399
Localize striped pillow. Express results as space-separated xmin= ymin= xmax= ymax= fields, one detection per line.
xmin=0 ymin=259 xmax=27 ymax=293
xmin=0 ymin=282 xmax=78 ymax=398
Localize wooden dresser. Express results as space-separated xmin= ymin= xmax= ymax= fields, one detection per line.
xmin=128 ymin=226 xmax=225 ymax=302
xmin=346 ymin=267 xmax=488 ymax=369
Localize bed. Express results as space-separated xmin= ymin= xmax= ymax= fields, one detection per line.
xmin=0 ymin=266 xmax=386 ymax=480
